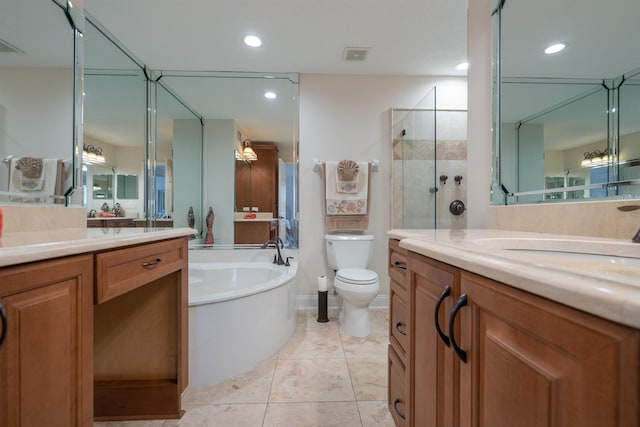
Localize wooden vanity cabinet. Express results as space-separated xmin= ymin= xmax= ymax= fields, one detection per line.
xmin=459 ymin=271 xmax=639 ymax=427
xmin=0 ymin=255 xmax=94 ymax=427
xmin=388 ymin=239 xmax=640 ymax=427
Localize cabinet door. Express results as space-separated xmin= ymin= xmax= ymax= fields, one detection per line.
xmin=0 ymin=255 xmax=93 ymax=427
xmin=459 ymin=272 xmax=640 ymax=427
xmin=409 ymin=253 xmax=460 ymax=427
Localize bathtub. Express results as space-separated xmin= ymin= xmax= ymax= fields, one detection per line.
xmin=187 ymin=248 xmax=298 ymax=388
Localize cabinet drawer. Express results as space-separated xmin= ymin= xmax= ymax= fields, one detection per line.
xmin=389 ymin=239 xmax=408 ymax=289
xmin=390 ymin=281 xmax=409 ymax=357
xmin=95 ymin=238 xmax=186 ymax=303
xmin=388 ymin=345 xmax=407 ymax=427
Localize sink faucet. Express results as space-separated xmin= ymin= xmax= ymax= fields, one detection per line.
xmin=617 ymin=205 xmax=640 ymax=243
xmin=261 ymin=237 xmax=286 ymax=265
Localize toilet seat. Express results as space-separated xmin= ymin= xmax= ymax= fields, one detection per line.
xmin=336 ymin=268 xmax=378 ymax=285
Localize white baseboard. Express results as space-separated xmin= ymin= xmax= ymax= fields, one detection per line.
xmin=296 ymin=293 xmax=389 ymax=310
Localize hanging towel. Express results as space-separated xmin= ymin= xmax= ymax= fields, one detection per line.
xmin=14 ymin=157 xmax=44 ymax=191
xmin=9 ymin=158 xmax=61 ymax=203
xmin=323 ymin=161 xmax=371 ymax=232
xmin=325 ymin=161 xmax=369 ymax=215
xmin=336 ymin=160 xmax=359 ymax=193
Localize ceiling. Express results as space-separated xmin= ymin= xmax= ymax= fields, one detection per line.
xmin=83 ymin=0 xmax=470 ymax=77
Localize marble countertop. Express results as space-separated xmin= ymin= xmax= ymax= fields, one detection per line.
xmin=0 ymin=227 xmax=195 ymax=268
xmin=387 ymin=229 xmax=640 ymax=329
xmin=234 ymin=218 xmax=278 ymax=222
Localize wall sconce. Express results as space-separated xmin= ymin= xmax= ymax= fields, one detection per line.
xmin=242 ymin=140 xmax=258 ymax=162
xmin=83 ymin=144 xmax=105 ymax=164
xmin=581 ymin=149 xmax=611 ymax=167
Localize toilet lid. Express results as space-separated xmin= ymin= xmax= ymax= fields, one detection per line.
xmin=336 ymin=268 xmax=378 ymax=285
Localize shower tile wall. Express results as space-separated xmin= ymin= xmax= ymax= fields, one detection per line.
xmin=392 ymin=110 xmax=467 ymax=229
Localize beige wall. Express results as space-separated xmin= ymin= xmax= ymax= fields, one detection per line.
xmin=298 ymin=74 xmax=467 ymax=305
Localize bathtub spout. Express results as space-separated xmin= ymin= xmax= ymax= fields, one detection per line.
xmin=262 ymin=238 xmax=285 ymax=265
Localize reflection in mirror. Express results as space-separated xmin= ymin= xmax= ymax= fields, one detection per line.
xmin=492 ymin=0 xmax=640 ymax=205
xmin=160 ymin=72 xmax=298 ymax=247
xmin=0 ymin=0 xmax=79 ymax=205
xmin=93 ymin=174 xmax=113 ymax=199
xmin=83 ymin=15 xmax=146 ymax=220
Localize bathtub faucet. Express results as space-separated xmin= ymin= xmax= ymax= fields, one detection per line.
xmin=261 ymin=237 xmax=286 ymax=265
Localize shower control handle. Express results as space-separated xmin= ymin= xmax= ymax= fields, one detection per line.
xmin=449 ymin=200 xmax=466 ymax=216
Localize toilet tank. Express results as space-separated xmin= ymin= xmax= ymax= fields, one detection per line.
xmin=325 ymin=234 xmax=374 ymax=270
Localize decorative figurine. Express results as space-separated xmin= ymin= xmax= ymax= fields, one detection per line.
xmin=187 ymin=206 xmax=196 ymax=239
xmin=101 ymin=202 xmax=110 ymax=212
xmin=204 ymin=207 xmax=214 ymax=245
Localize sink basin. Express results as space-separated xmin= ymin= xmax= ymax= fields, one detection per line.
xmin=505 ymin=248 xmax=640 ymax=265
xmin=471 ymin=237 xmax=640 ymax=264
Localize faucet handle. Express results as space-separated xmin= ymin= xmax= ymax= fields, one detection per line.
xmin=285 ymin=256 xmax=294 ymax=266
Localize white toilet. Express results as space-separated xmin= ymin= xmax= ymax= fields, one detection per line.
xmin=325 ymin=234 xmax=380 ymax=337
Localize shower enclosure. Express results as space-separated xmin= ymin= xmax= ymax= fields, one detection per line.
xmin=391 ymin=87 xmax=468 ymax=229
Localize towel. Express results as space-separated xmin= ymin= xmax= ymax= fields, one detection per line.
xmin=325 ymin=161 xmax=369 ymax=215
xmin=336 ymin=160 xmax=359 ymax=193
xmin=14 ymin=157 xmax=44 ymax=191
xmin=9 ymin=158 xmax=61 ymax=203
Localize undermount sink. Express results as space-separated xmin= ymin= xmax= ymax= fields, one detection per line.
xmin=471 ymin=237 xmax=640 ymax=264
xmin=505 ymin=248 xmax=640 ymax=265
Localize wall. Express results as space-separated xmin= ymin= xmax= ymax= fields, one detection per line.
xmin=298 ymin=74 xmax=467 ymax=306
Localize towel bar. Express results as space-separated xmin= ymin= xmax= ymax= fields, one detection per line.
xmin=313 ymin=159 xmax=379 ymax=173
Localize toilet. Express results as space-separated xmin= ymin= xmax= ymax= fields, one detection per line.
xmin=325 ymin=234 xmax=380 ymax=337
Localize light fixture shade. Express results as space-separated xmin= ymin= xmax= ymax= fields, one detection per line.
xmin=243 ymin=146 xmax=258 ymax=161
xmin=242 ymin=140 xmax=258 ymax=161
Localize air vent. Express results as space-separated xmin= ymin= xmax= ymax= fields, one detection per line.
xmin=0 ymin=38 xmax=23 ymax=53
xmin=343 ymin=47 xmax=370 ymax=62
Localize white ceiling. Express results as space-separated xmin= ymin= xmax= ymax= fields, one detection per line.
xmin=84 ymin=0 xmax=470 ymax=77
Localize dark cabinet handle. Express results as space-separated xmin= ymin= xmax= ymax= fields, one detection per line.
xmin=434 ymin=285 xmax=451 ymax=346
xmin=0 ymin=303 xmax=7 ymax=350
xmin=142 ymin=258 xmax=162 ymax=268
xmin=393 ymin=261 xmax=407 ymax=271
xmin=448 ymin=294 xmax=467 ymax=363
xmin=393 ymin=398 xmax=406 ymax=420
xmin=395 ymin=322 xmax=407 ymax=336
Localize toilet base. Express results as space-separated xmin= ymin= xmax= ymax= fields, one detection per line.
xmin=339 ymin=301 xmax=372 ymax=337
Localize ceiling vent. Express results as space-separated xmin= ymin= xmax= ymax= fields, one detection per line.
xmin=0 ymin=38 xmax=23 ymax=53
xmin=343 ymin=47 xmax=370 ymax=62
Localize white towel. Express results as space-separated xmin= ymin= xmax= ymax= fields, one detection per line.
xmin=9 ymin=158 xmax=60 ymax=203
xmin=325 ymin=161 xmax=369 ymax=215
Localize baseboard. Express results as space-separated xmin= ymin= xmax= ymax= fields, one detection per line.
xmin=296 ymin=293 xmax=389 ymax=310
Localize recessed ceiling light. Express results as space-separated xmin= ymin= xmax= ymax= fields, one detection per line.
xmin=264 ymin=91 xmax=277 ymax=99
xmin=244 ymin=35 xmax=262 ymax=47
xmin=544 ymin=42 xmax=567 ymax=54
xmin=456 ymin=62 xmax=469 ymax=71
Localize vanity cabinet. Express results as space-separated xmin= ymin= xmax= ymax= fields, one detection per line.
xmin=0 ymin=255 xmax=94 ymax=427
xmin=388 ymin=239 xmax=640 ymax=427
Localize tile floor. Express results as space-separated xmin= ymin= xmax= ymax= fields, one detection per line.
xmin=94 ymin=308 xmax=394 ymax=427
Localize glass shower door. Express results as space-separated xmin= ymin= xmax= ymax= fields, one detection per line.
xmin=391 ymin=87 xmax=437 ymax=229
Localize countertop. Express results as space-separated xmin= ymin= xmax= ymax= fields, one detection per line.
xmin=0 ymin=227 xmax=195 ymax=267
xmin=387 ymin=229 xmax=640 ymax=329
xmin=234 ymin=218 xmax=278 ymax=222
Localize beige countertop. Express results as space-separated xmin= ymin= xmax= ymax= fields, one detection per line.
xmin=0 ymin=227 xmax=195 ymax=268
xmin=234 ymin=218 xmax=278 ymax=222
xmin=387 ymin=229 xmax=640 ymax=329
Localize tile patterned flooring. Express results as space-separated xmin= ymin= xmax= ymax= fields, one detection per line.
xmin=94 ymin=309 xmax=395 ymax=427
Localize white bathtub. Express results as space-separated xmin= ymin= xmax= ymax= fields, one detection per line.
xmin=187 ymin=248 xmax=298 ymax=388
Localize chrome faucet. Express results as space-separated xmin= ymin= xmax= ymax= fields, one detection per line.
xmin=617 ymin=205 xmax=640 ymax=243
xmin=261 ymin=237 xmax=286 ymax=265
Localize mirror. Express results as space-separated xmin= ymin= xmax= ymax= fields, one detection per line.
xmin=492 ymin=0 xmax=640 ymax=204
xmin=82 ymin=12 xmax=298 ymax=245
xmin=0 ymin=0 xmax=81 ymax=205
xmin=92 ymin=174 xmax=113 ymax=199
xmin=83 ymin=15 xmax=146 ymax=220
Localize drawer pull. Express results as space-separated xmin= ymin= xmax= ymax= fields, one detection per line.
xmin=142 ymin=258 xmax=162 ymax=268
xmin=434 ymin=285 xmax=451 ymax=346
xmin=449 ymin=293 xmax=467 ymax=363
xmin=395 ymin=321 xmax=407 ymax=336
xmin=393 ymin=398 xmax=406 ymax=420
xmin=393 ymin=261 xmax=407 ymax=271
xmin=0 ymin=303 xmax=7 ymax=350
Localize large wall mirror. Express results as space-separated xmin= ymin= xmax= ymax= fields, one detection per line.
xmin=491 ymin=0 xmax=640 ymax=205
xmin=0 ymin=0 xmax=82 ymax=205
xmin=83 ymin=12 xmax=298 ymax=247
